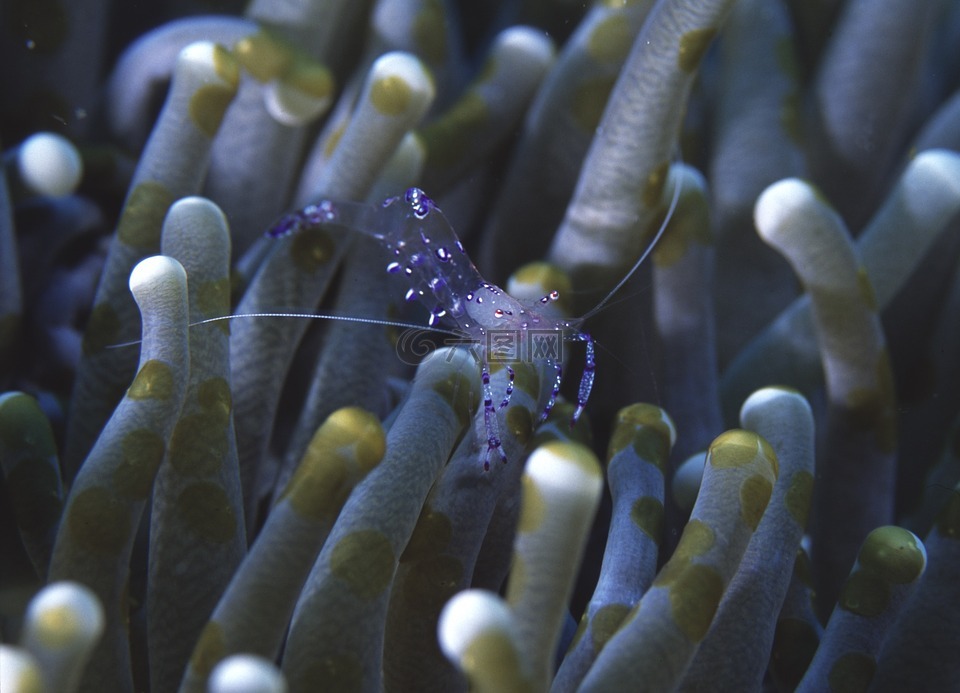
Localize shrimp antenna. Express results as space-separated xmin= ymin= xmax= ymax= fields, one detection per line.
xmin=577 ymin=158 xmax=685 ymax=323
xmin=193 ymin=312 xmax=464 ymax=337
xmin=105 ymin=312 xmax=465 ymax=349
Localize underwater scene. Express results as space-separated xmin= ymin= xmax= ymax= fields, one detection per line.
xmin=1 ymin=0 xmax=959 ymax=691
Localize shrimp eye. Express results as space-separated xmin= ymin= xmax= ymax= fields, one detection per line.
xmin=539 ymin=289 xmax=560 ymax=304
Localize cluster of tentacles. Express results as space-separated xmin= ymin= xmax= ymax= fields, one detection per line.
xmin=2 ymin=0 xmax=959 ymax=691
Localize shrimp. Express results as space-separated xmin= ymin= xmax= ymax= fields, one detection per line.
xmin=269 ymin=181 xmax=680 ymax=470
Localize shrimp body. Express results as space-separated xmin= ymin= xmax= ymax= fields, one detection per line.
xmin=271 ymin=188 xmax=595 ymax=469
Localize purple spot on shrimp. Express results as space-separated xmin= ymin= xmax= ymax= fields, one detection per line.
xmin=303 ymin=200 xmax=337 ymax=224
xmin=301 ymin=205 xmax=320 ymax=223
xmin=386 ymin=262 xmax=401 ymax=273
xmin=405 ymin=288 xmax=416 ymax=302
xmin=405 ymin=187 xmax=432 ymax=218
xmin=435 ymin=247 xmax=451 ymax=262
xmin=267 ymin=214 xmax=299 ymax=238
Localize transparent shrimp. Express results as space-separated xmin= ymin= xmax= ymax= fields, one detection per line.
xmin=113 ymin=180 xmax=679 ymax=469
xmin=271 ymin=188 xmax=601 ymax=470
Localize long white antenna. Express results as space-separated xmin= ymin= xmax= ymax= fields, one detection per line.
xmin=192 ymin=312 xmax=464 ymax=337
xmin=578 ymin=160 xmax=685 ymax=323
xmin=105 ymin=312 xmax=465 ymax=349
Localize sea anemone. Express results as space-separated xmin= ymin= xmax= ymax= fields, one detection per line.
xmin=2 ymin=0 xmax=959 ymax=691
